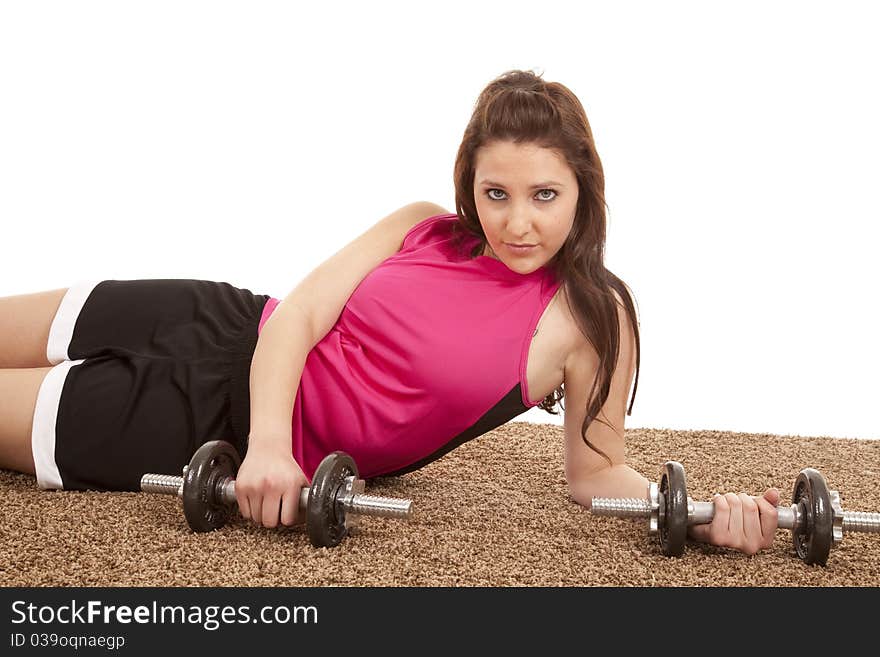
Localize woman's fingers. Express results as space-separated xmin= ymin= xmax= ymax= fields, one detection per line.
xmin=756 ymin=488 xmax=780 ymax=548
xmin=723 ymin=492 xmax=743 ymax=546
xmin=261 ymin=491 xmax=282 ymax=529
xmin=238 ymin=494 xmax=252 ymax=522
xmin=709 ymin=493 xmax=730 ymax=546
xmin=281 ymin=489 xmax=301 ymax=526
xmin=239 ymin=481 xmax=305 ymax=528
xmin=738 ymin=493 xmax=761 ymax=554
xmin=249 ymin=495 xmax=263 ymax=527
xmin=684 ymin=493 xmax=730 ymax=546
xmin=686 ymin=487 xmax=782 ymax=555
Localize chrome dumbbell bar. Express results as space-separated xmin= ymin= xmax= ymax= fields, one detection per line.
xmin=592 ymin=485 xmax=880 ymax=538
xmin=141 ymin=471 xmax=412 ymax=520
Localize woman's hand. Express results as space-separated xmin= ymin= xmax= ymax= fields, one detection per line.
xmin=234 ymin=437 xmax=310 ymax=528
xmin=687 ymin=488 xmax=780 ymax=555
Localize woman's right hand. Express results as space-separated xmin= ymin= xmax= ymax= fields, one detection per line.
xmin=234 ymin=436 xmax=310 ymax=528
xmin=687 ymin=488 xmax=780 ymax=555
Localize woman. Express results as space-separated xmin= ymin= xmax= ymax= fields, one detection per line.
xmin=0 ymin=69 xmax=778 ymax=557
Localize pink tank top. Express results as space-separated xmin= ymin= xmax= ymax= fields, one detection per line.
xmin=257 ymin=213 xmax=562 ymax=479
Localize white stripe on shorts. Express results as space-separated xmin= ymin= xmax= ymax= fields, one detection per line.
xmin=31 ymin=359 xmax=86 ymax=490
xmin=46 ymin=279 xmax=101 ymax=365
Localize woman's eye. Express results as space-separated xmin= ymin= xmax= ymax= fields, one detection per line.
xmin=485 ymin=189 xmax=557 ymax=201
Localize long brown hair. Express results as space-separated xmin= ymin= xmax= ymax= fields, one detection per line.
xmin=451 ymin=69 xmax=641 ymax=463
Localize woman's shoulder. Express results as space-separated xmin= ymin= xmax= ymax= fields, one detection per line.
xmin=557 ymin=286 xmax=592 ymax=376
xmin=559 ymin=285 xmax=634 ymax=377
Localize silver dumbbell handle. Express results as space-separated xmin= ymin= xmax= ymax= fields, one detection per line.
xmin=140 ymin=472 xmax=412 ymax=520
xmin=592 ymin=490 xmax=880 ymax=537
xmin=681 ymin=498 xmax=880 ymax=534
xmin=590 ymin=495 xmax=799 ymax=529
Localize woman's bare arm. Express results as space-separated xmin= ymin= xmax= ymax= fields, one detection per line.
xmin=248 ymin=200 xmax=447 ymax=446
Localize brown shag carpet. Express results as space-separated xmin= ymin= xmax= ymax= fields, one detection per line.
xmin=1 ymin=424 xmax=878 ymax=587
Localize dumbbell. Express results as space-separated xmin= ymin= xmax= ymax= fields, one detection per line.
xmin=590 ymin=461 xmax=880 ymax=565
xmin=140 ymin=439 xmax=413 ymax=547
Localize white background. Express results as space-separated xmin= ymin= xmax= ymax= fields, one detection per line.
xmin=1 ymin=1 xmax=877 ymax=440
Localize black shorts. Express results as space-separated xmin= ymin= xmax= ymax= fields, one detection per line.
xmin=31 ymin=279 xmax=271 ymax=491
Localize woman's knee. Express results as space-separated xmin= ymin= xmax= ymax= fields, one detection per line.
xmin=0 ymin=366 xmax=53 ymax=475
xmin=0 ymin=289 xmax=68 ymax=368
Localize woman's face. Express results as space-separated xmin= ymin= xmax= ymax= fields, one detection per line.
xmin=473 ymin=140 xmax=579 ymax=274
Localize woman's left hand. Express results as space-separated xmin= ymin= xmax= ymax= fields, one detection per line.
xmin=687 ymin=488 xmax=780 ymax=555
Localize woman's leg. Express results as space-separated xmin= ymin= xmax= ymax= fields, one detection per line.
xmin=0 ymin=367 xmax=52 ymax=475
xmin=0 ymin=289 xmax=68 ymax=368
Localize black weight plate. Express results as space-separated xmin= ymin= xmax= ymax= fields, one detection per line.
xmin=659 ymin=461 xmax=688 ymax=557
xmin=792 ymin=468 xmax=832 ymax=565
xmin=182 ymin=440 xmax=241 ymax=533
xmin=307 ymin=452 xmax=358 ymax=548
